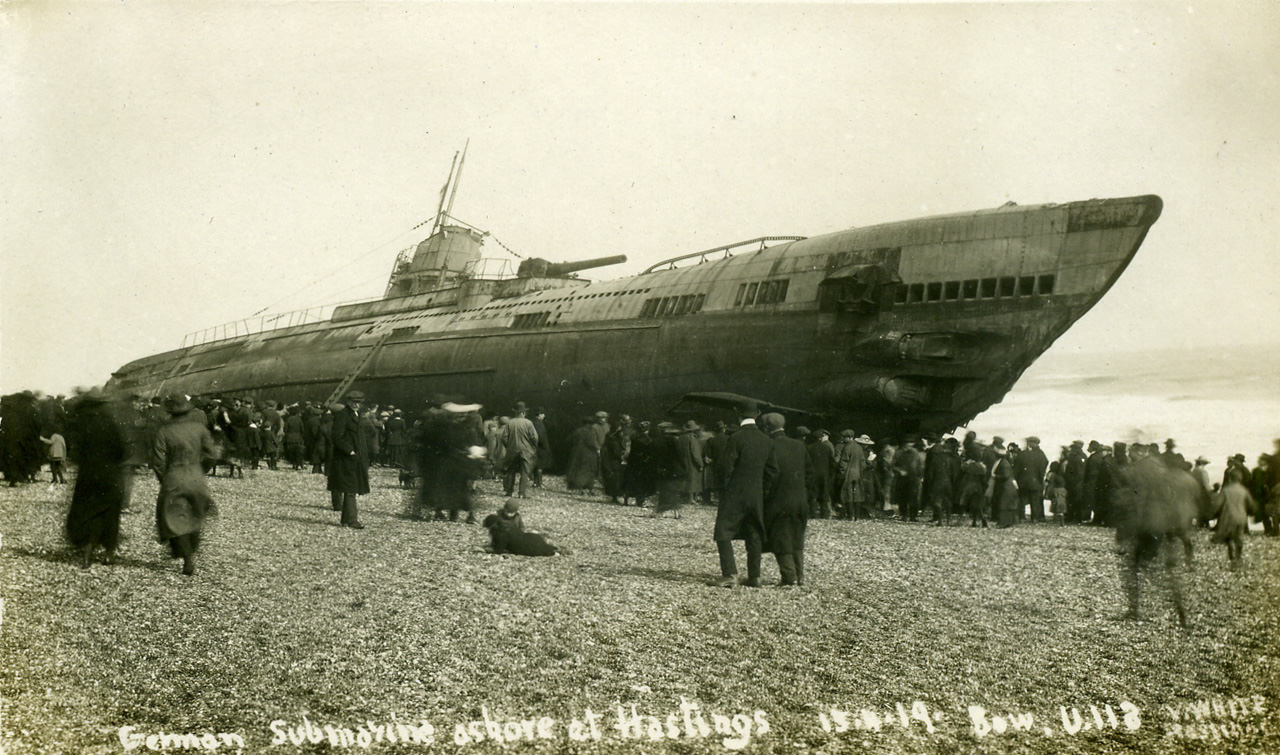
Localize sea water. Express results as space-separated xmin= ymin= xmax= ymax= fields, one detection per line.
xmin=965 ymin=344 xmax=1280 ymax=485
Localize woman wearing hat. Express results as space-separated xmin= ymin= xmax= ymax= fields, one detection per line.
xmin=151 ymin=394 xmax=219 ymax=575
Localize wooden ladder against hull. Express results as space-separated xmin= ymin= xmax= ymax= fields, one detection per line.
xmin=324 ymin=330 xmax=395 ymax=406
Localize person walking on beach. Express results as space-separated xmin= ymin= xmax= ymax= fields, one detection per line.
xmin=761 ymin=413 xmax=811 ymax=586
xmin=1211 ymin=469 xmax=1256 ymax=569
xmin=151 ymin=394 xmax=219 ymax=576
xmin=65 ymin=389 xmax=130 ymax=568
xmin=713 ymin=401 xmax=769 ymax=588
xmin=327 ymin=391 xmax=369 ymax=529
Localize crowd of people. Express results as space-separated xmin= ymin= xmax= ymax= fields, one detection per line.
xmin=2 ymin=387 xmax=1277 ymax=601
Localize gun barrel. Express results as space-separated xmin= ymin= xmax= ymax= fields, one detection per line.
xmin=543 ymin=255 xmax=628 ymax=277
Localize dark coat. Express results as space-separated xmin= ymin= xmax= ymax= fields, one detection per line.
xmin=151 ymin=412 xmax=219 ymax=542
xmin=677 ymin=431 xmax=704 ymax=495
xmin=327 ymin=405 xmax=370 ymax=495
xmin=565 ymin=424 xmax=599 ymax=490
xmin=922 ymin=444 xmax=960 ymax=502
xmin=1013 ymin=446 xmax=1049 ymax=494
xmin=65 ymin=400 xmax=129 ymax=550
xmin=714 ymin=423 xmax=771 ymax=541
xmin=763 ymin=433 xmax=810 ymax=554
xmin=484 ymin=514 xmax=560 ymax=556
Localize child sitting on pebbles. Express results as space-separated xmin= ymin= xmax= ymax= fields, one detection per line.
xmin=482 ymin=500 xmax=568 ymax=557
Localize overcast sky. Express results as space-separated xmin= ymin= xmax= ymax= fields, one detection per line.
xmin=3 ymin=2 xmax=1277 ymax=395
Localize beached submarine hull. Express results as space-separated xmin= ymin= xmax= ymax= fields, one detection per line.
xmin=107 ymin=194 xmax=1162 ymax=440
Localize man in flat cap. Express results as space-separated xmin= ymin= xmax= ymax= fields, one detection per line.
xmin=327 ymin=390 xmax=369 ymax=529
xmin=713 ymin=400 xmax=769 ymax=587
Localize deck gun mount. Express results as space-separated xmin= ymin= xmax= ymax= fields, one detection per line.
xmin=517 ymin=255 xmax=627 ymax=278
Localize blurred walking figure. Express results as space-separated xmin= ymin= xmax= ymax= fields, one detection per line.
xmin=151 ymin=394 xmax=218 ymax=576
xmin=761 ymin=413 xmax=811 ymax=586
xmin=65 ymin=389 xmax=130 ymax=569
xmin=327 ymin=391 xmax=369 ymax=529
xmin=565 ymin=416 xmax=599 ymax=493
xmin=40 ymin=430 xmax=67 ymax=483
xmin=1113 ymin=444 xmax=1196 ymax=627
xmin=1211 ymin=469 xmax=1256 ymax=569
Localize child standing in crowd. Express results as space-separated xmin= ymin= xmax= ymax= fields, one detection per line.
xmin=1045 ymin=460 xmax=1067 ymax=525
xmin=40 ymin=431 xmax=67 ymax=484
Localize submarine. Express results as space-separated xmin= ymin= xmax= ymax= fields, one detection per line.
xmin=105 ymin=161 xmax=1162 ymax=439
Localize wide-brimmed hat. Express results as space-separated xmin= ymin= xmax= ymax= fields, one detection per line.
xmin=682 ymin=420 xmax=700 ymax=432
xmin=443 ymin=401 xmax=482 ymax=414
xmin=345 ymin=390 xmax=365 ymax=402
xmin=855 ymin=434 xmax=874 ymax=445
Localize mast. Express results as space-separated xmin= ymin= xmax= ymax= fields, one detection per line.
xmin=432 ymin=150 xmax=460 ymax=234
xmin=444 ymin=138 xmax=469 ymax=223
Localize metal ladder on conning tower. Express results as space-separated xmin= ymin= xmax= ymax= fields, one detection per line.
xmin=323 ymin=330 xmax=395 ymax=406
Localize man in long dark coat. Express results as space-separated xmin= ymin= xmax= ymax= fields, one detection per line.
xmin=761 ymin=413 xmax=811 ymax=586
xmin=327 ymin=391 xmax=369 ymax=529
xmin=805 ymin=429 xmax=835 ymax=519
xmin=151 ymin=394 xmax=218 ymax=575
xmin=713 ymin=403 xmax=770 ymax=588
xmin=1014 ymin=436 xmax=1049 ymax=522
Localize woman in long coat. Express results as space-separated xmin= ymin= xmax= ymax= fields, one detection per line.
xmin=565 ymin=417 xmax=599 ymax=492
xmin=990 ymin=448 xmax=1019 ymax=528
xmin=65 ymin=390 xmax=130 ymax=568
xmin=151 ymin=395 xmax=218 ymax=575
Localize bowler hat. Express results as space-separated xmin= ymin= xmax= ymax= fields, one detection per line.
xmin=163 ymin=394 xmax=193 ymax=414
xmin=760 ymin=413 xmax=786 ymax=432
xmin=1195 ymin=456 xmax=1209 ymax=464
xmin=1026 ymin=436 xmax=1040 ymax=445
